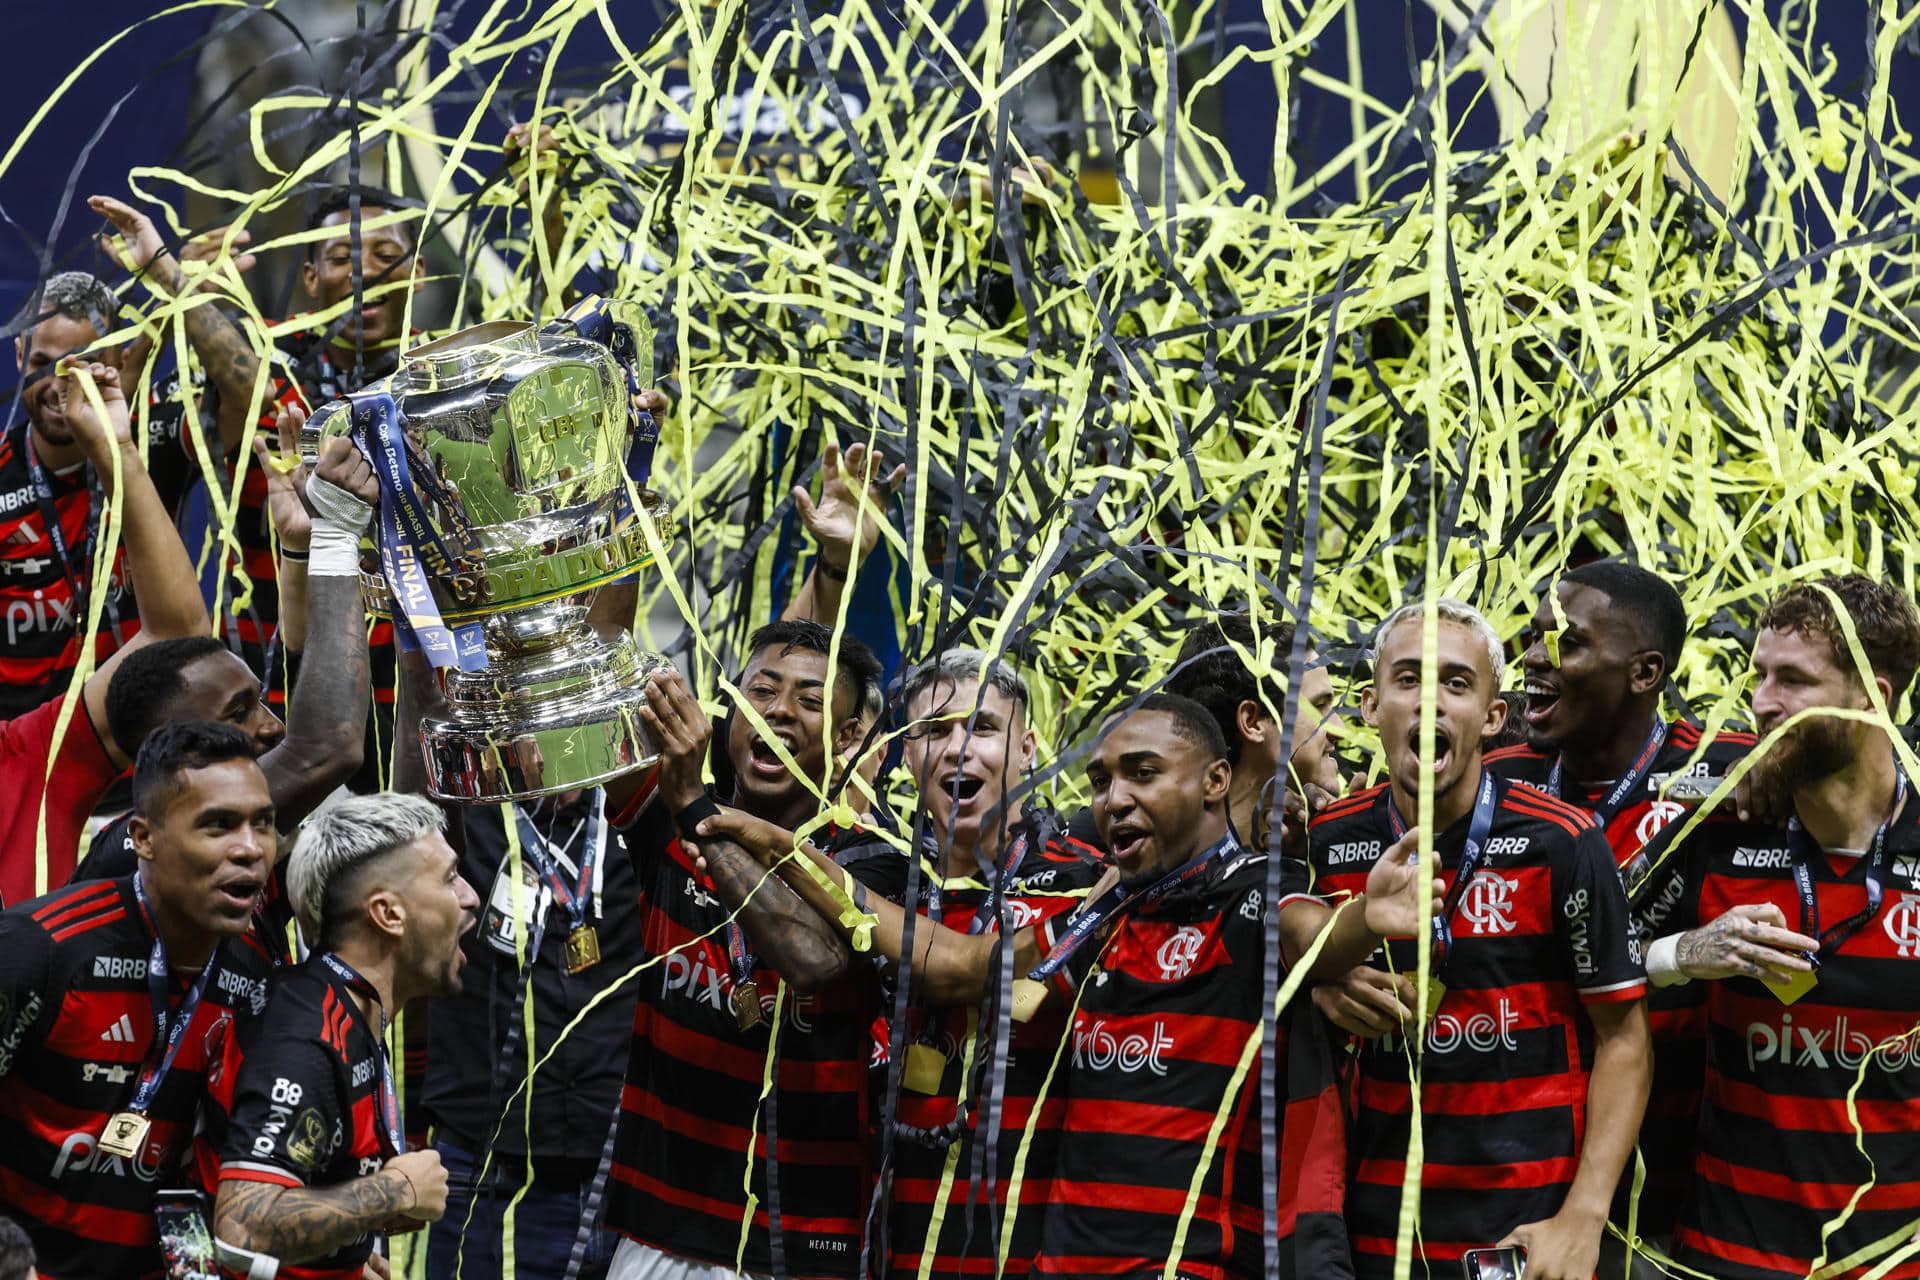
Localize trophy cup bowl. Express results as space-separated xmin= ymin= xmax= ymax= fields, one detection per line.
xmin=302 ymin=307 xmax=672 ymax=802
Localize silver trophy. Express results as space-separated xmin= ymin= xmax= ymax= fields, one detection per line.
xmin=303 ymin=299 xmax=671 ymax=802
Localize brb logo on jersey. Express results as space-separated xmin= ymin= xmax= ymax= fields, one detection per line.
xmin=1459 ymin=871 xmax=1517 ymax=935
xmin=1156 ymin=926 xmax=1206 ymax=979
xmin=1883 ymin=893 xmax=1920 ymax=959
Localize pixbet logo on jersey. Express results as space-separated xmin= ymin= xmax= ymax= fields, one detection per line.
xmin=1745 ymin=1012 xmax=1920 ymax=1072
xmin=1459 ymin=871 xmax=1517 ymax=935
xmin=1385 ymin=996 xmax=1522 ymax=1055
xmin=1071 ymin=1018 xmax=1174 ymax=1075
xmin=51 ymin=1130 xmax=163 ymax=1182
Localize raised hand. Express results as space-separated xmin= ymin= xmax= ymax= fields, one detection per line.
xmin=56 ymin=360 xmax=132 ymax=464
xmin=1361 ymin=826 xmax=1442 ymax=940
xmin=90 ymin=194 xmax=168 ymax=277
xmin=793 ymin=441 xmax=905 ymax=571
xmin=312 ymin=432 xmax=379 ymax=509
xmin=634 ymin=667 xmax=714 ymax=811
xmin=254 ymin=403 xmax=314 ymax=552
xmin=177 ymin=223 xmax=257 ymax=292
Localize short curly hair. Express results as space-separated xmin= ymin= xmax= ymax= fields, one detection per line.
xmin=1758 ymin=574 xmax=1920 ymax=702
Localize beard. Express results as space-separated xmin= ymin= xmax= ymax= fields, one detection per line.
xmin=1767 ymin=716 xmax=1860 ymax=789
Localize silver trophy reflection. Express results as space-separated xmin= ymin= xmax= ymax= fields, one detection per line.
xmin=303 ymin=297 xmax=670 ymax=802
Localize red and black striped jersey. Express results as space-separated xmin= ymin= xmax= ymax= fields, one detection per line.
xmin=1484 ymin=719 xmax=1757 ymax=887
xmin=0 ymin=875 xmax=274 ymax=1280
xmin=0 ymin=694 xmax=122 ymax=907
xmin=217 ymin=959 xmax=394 ymax=1280
xmin=841 ymin=825 xmax=1104 ymax=1279
xmin=1299 ymin=777 xmax=1647 ymax=1277
xmin=1644 ymin=794 xmax=1920 ymax=1280
xmin=1031 ymin=846 xmax=1330 ymax=1280
xmin=0 ymin=385 xmax=276 ymax=720
xmin=1486 ymin=718 xmax=1754 ymax=1233
xmin=604 ymin=797 xmax=901 ymax=1278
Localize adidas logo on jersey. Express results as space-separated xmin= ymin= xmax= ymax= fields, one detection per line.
xmin=1732 ymin=846 xmax=1793 ymax=869
xmin=98 ymin=1014 xmax=136 ymax=1044
xmin=93 ymin=956 xmax=147 ymax=981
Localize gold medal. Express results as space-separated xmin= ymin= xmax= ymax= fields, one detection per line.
xmin=1421 ymin=975 xmax=1448 ymax=1021
xmin=731 ymin=980 xmax=765 ymax=1031
xmin=903 ymin=1042 xmax=947 ymax=1094
xmin=1009 ymin=978 xmax=1048 ymax=1024
xmin=1763 ymin=966 xmax=1819 ymax=1006
xmin=564 ymin=925 xmax=601 ymax=975
xmin=98 ymin=1110 xmax=151 ymax=1160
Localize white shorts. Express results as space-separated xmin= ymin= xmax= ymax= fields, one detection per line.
xmin=607 ymin=1238 xmax=774 ymax=1280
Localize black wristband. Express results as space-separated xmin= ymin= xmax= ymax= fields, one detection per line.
xmin=816 ymin=556 xmax=850 ymax=582
xmin=674 ymin=794 xmax=721 ymax=842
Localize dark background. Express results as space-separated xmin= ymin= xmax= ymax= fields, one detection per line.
xmin=3 ymin=1 xmax=1913 ymax=358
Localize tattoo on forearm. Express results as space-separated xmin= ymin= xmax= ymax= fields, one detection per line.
xmin=217 ymin=1175 xmax=406 ymax=1264
xmin=263 ymin=574 xmax=371 ymax=823
xmin=704 ymin=837 xmax=851 ymax=983
xmin=148 ymin=254 xmax=261 ymax=413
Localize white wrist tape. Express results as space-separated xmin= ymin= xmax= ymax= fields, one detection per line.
xmin=309 ymin=519 xmax=367 ymax=578
xmin=1646 ymin=934 xmax=1688 ymax=987
xmin=306 ymin=472 xmax=375 ymax=579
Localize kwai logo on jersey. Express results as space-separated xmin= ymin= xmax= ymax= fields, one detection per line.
xmin=1156 ymin=926 xmax=1206 ymax=979
xmin=1072 ymin=1018 xmax=1174 ymax=1075
xmin=1883 ymin=893 xmax=1920 ymax=959
xmin=1459 ymin=871 xmax=1517 ymax=935
xmin=1746 ymin=1012 xmax=1920 ymax=1072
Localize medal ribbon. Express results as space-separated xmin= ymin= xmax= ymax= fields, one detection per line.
xmin=1386 ymin=769 xmax=1499 ymax=965
xmin=922 ymin=828 xmax=1032 ymax=937
xmin=125 ymin=875 xmax=224 ymax=1116
xmin=1546 ymin=717 xmax=1670 ymax=827
xmin=1028 ymin=832 xmax=1234 ymax=980
xmin=346 ymin=389 xmax=485 ymax=672
xmin=512 ymin=790 xmax=606 ymax=942
xmin=318 ymin=953 xmax=406 ymax=1157
xmin=1786 ymin=770 xmax=1909 ymax=962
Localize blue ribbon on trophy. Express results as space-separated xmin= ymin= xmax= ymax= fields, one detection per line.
xmin=348 ymin=388 xmax=488 ymax=672
xmin=554 ymin=295 xmax=658 ymax=509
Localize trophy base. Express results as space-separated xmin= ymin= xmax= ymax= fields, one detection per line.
xmin=419 ymin=626 xmax=672 ymax=802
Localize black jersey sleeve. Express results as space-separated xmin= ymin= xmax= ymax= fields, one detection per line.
xmin=1629 ymin=818 xmax=1713 ymax=942
xmin=1558 ymin=824 xmax=1648 ymax=1001
xmin=0 ymin=913 xmax=53 ymax=1078
xmin=218 ymin=1037 xmax=345 ymax=1187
